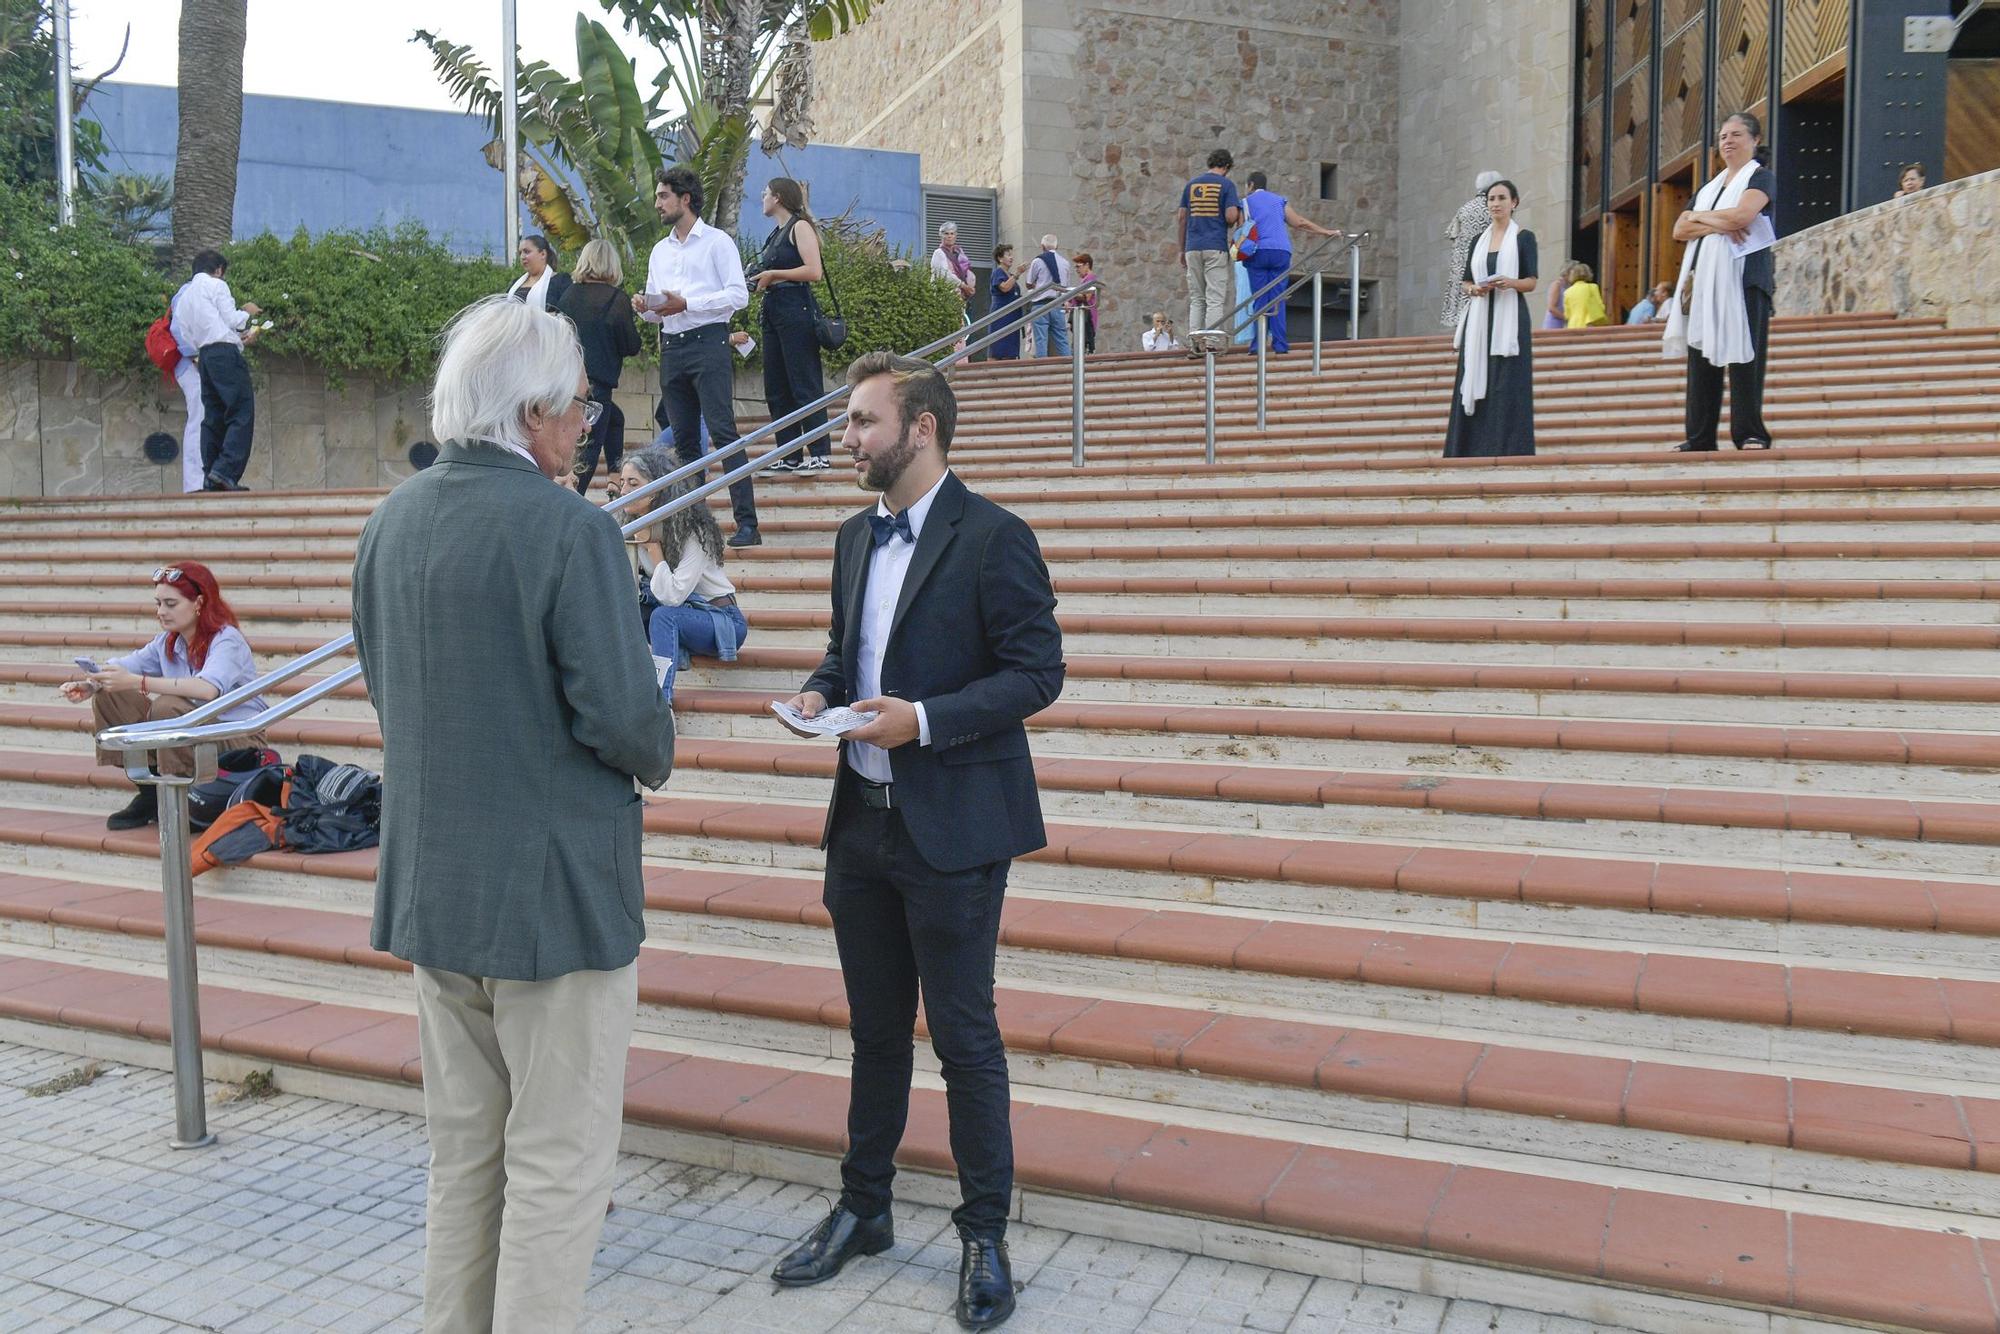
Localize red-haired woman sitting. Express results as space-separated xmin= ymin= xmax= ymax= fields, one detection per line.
xmin=60 ymin=561 xmax=269 ymax=830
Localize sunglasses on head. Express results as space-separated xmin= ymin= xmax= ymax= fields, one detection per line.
xmin=152 ymin=567 xmax=201 ymax=593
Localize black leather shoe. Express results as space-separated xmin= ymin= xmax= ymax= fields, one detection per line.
xmin=726 ymin=527 xmax=762 ymax=548
xmin=106 ymin=787 xmax=158 ymax=831
xmin=957 ymin=1233 xmax=1016 ymax=1329
xmin=204 ymin=473 xmax=250 ymax=491
xmin=771 ymin=1203 xmax=893 ymax=1287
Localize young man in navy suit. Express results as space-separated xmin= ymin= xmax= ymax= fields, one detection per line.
xmin=771 ymin=351 xmax=1064 ymax=1329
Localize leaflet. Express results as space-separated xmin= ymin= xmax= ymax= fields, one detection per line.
xmin=769 ymin=701 xmax=880 ymax=736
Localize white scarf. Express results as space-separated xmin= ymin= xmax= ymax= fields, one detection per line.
xmin=1663 ymin=163 xmax=1756 ymax=366
xmin=508 ymin=268 xmax=553 ymax=311
xmin=1452 ymin=220 xmax=1523 ymax=414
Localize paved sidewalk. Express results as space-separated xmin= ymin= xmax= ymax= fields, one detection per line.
xmin=0 ymin=1042 xmax=1640 ymax=1333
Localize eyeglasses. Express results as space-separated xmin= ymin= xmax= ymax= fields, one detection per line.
xmin=573 ymin=396 xmax=604 ymax=429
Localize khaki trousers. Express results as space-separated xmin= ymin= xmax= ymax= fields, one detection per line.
xmin=91 ymin=689 xmax=266 ymax=777
xmin=1186 ymin=250 xmax=1235 ymax=334
xmin=413 ymin=962 xmax=637 ymax=1334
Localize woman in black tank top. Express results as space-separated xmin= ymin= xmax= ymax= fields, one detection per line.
xmin=752 ymin=178 xmax=830 ymax=473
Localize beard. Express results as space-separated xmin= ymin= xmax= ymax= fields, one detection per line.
xmin=857 ymin=422 xmax=919 ymax=494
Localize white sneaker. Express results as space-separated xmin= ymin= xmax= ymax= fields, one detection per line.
xmin=803 ymin=456 xmax=831 ymax=474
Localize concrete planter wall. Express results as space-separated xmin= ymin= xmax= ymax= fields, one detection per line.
xmin=1774 ymin=168 xmax=2000 ymax=330
xmin=0 ymin=355 xmax=770 ymax=499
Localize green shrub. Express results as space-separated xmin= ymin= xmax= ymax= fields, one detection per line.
xmin=739 ymin=228 xmax=964 ymax=373
xmin=0 ymin=184 xmax=169 ymax=372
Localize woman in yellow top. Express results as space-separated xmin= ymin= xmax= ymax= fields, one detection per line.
xmin=1562 ymin=262 xmax=1611 ymax=327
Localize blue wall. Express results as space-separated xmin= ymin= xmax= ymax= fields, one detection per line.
xmin=87 ymin=83 xmax=924 ymax=259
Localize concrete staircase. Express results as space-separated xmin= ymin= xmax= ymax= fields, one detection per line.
xmin=2 ymin=313 xmax=1998 ymax=1332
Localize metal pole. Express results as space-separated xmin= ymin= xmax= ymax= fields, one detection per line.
xmin=1348 ymin=239 xmax=1362 ymax=341
xmin=1069 ymin=305 xmax=1086 ymax=466
xmin=1255 ymin=314 xmax=1268 ymax=432
xmin=1203 ymin=349 xmax=1218 ymax=465
xmin=1312 ymin=270 xmax=1324 ymax=376
xmin=156 ymin=778 xmax=215 ymax=1149
xmin=52 ymin=0 xmax=75 ymax=226
xmin=501 ymin=0 xmax=520 ymax=260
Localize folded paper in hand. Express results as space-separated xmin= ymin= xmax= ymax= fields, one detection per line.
xmin=1729 ymin=216 xmax=1776 ymax=259
xmin=770 ymin=700 xmax=880 ymax=736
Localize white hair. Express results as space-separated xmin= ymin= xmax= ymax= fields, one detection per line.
xmin=1474 ymin=170 xmax=1503 ymax=194
xmin=938 ymin=222 xmax=957 ymax=237
xmin=1040 ymin=233 xmax=1058 ymax=249
xmin=429 ymin=295 xmax=583 ymax=453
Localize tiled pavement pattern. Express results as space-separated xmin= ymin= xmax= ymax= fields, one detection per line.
xmin=0 ymin=1043 xmax=1637 ymax=1334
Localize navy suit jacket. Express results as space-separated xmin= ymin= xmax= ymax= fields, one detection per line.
xmin=803 ymin=471 xmax=1064 ymax=873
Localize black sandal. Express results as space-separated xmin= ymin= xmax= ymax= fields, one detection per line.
xmin=1736 ymin=438 xmax=1772 ymax=451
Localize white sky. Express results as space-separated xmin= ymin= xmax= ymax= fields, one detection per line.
xmin=69 ymin=1 xmax=672 ymax=114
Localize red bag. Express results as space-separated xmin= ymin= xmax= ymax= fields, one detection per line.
xmin=145 ymin=308 xmax=181 ymax=387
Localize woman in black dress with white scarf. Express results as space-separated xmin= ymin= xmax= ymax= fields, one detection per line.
xmin=1444 ymin=179 xmax=1538 ymax=457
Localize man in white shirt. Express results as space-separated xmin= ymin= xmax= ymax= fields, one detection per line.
xmin=173 ymin=250 xmax=262 ymax=491
xmin=1020 ymin=234 xmax=1076 ymax=358
xmin=634 ymin=166 xmax=760 ymax=546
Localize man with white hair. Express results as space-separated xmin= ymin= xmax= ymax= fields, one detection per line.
xmin=1020 ymin=234 xmax=1077 ymax=357
xmin=1443 ymin=169 xmax=1504 ymax=329
xmin=351 ymin=294 xmax=676 ymax=1333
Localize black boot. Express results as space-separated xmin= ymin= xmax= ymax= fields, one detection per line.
xmin=957 ymin=1232 xmax=1015 ymax=1329
xmin=771 ymin=1203 xmax=893 ymax=1286
xmin=106 ymin=786 xmax=158 ymax=831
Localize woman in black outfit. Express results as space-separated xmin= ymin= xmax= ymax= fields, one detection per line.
xmin=752 ymin=178 xmax=830 ymax=475
xmin=1443 ymin=179 xmax=1538 ymax=457
xmin=557 ymin=239 xmax=642 ymax=494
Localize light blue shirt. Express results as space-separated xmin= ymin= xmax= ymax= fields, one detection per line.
xmin=1626 ymin=297 xmax=1659 ymax=324
xmin=1244 ymin=190 xmax=1292 ymax=255
xmin=114 ymin=625 xmax=268 ymax=725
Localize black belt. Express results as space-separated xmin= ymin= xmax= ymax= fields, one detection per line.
xmin=705 ymin=593 xmax=738 ymax=610
xmin=660 ymin=324 xmax=728 ymax=347
xmin=847 ymin=768 xmax=895 ymax=810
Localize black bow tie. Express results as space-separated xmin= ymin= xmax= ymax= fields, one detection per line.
xmin=868 ymin=509 xmax=915 ymax=547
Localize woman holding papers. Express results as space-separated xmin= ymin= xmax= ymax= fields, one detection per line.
xmin=1444 ymin=178 xmax=1538 ymax=458
xmin=1666 ymin=112 xmax=1777 ymax=451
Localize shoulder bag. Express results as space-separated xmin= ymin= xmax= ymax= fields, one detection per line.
xmin=787 ymin=219 xmax=849 ymax=350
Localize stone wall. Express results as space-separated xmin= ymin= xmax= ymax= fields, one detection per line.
xmin=1393 ymin=0 xmax=1575 ymax=336
xmin=1066 ymin=1 xmax=1401 ymax=341
xmin=1774 ymin=168 xmax=2000 ymax=329
xmin=812 ymin=0 xmax=1014 ymax=193
xmin=0 ymin=359 xmax=709 ymax=498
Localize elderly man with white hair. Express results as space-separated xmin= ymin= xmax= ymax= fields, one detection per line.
xmin=350 ymin=294 xmax=676 ymax=1333
xmin=1020 ymin=233 xmax=1078 ymax=357
xmin=1443 ymin=169 xmax=1504 ymax=329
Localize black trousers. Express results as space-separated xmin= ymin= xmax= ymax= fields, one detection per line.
xmin=196 ymin=343 xmax=255 ymax=484
xmin=1683 ymin=285 xmax=1774 ymax=449
xmin=761 ymin=288 xmax=828 ymax=463
xmin=571 ymin=380 xmax=625 ymax=493
xmin=656 ymin=329 xmax=757 ymax=532
xmin=823 ymin=767 xmax=1012 ymax=1239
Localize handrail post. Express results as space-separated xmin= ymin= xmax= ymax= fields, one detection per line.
xmin=1255 ymin=313 xmax=1269 ymax=433
xmin=1312 ymin=270 xmax=1324 ymax=376
xmin=1349 ymin=238 xmax=1363 ymax=341
xmin=1203 ymin=347 xmax=1218 ymax=465
xmin=150 ymin=747 xmax=216 ymax=1149
xmin=1070 ymin=305 xmax=1086 ymax=467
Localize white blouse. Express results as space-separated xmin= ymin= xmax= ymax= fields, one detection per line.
xmin=643 ymin=534 xmax=737 ymax=607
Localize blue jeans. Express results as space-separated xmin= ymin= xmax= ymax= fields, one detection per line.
xmin=1031 ymin=304 xmax=1071 ymax=358
xmin=648 ymin=599 xmax=748 ymax=699
xmin=1243 ymin=249 xmax=1293 ymax=353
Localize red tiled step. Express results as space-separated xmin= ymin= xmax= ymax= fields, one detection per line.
xmin=1 ymin=953 xmax=1993 ymax=1332
xmin=2 ymin=872 xmax=1992 ymax=1175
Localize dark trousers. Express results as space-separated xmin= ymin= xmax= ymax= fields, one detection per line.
xmin=1244 ymin=248 xmax=1293 ymax=352
xmin=656 ymin=330 xmax=757 ymax=533
xmin=571 ymin=380 xmax=625 ymax=493
xmin=761 ymin=289 xmax=828 ymax=463
xmin=196 ymin=342 xmax=255 ymax=484
xmin=823 ymin=767 xmax=1012 ymax=1239
xmin=1082 ymin=317 xmax=1096 ymax=354
xmin=1683 ymin=285 xmax=1773 ymax=449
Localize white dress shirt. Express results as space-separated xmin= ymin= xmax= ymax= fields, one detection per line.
xmin=507 ymin=268 xmax=553 ymax=310
xmin=1142 ymin=329 xmax=1182 ymax=352
xmin=171 ymin=272 xmax=250 ymax=350
xmin=846 ymin=471 xmax=947 ymax=783
xmin=640 ymin=218 xmax=748 ymax=335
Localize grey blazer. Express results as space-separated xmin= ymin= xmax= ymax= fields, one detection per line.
xmin=351 ymin=440 xmax=675 ymax=981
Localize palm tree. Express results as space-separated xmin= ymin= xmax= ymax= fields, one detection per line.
xmin=170 ymin=0 xmax=246 ymax=270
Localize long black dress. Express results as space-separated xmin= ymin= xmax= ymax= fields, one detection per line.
xmin=1443 ymin=229 xmax=1537 ymax=457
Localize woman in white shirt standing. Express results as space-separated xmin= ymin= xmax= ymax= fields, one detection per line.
xmin=618 ymin=448 xmax=747 ymax=704
xmin=506 ymin=234 xmax=572 ymax=312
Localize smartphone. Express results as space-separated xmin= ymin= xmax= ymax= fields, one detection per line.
xmin=73 ymin=656 xmax=101 ymax=673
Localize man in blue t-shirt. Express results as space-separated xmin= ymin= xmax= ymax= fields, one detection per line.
xmin=1178 ymin=148 xmax=1241 ymax=340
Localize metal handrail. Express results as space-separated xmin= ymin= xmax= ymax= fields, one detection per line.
xmin=90 ymin=268 xmax=1106 ymax=1147
xmin=1211 ymin=230 xmax=1349 ymax=341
